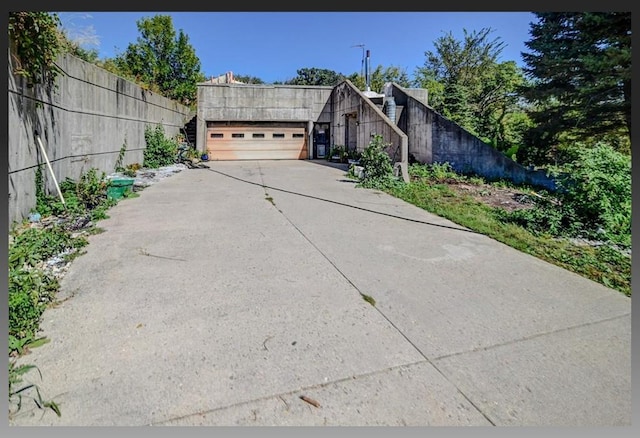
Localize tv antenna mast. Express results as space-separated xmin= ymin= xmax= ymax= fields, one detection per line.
xmin=351 ymin=44 xmax=365 ymax=79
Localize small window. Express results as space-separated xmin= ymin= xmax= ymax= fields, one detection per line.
xmin=232 ymin=133 xmax=244 ymax=138
xmin=252 ymin=133 xmax=265 ymax=138
xmin=210 ymin=133 xmax=223 ymax=138
xmin=292 ymin=133 xmax=304 ymax=138
xmin=272 ymin=133 xmax=285 ymax=138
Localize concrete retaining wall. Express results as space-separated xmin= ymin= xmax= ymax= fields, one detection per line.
xmin=8 ymin=51 xmax=193 ymax=224
xmin=391 ymin=84 xmax=557 ymax=190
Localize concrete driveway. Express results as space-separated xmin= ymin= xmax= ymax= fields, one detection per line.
xmin=10 ymin=160 xmax=631 ymax=426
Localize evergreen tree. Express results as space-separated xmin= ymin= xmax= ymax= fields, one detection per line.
xmin=519 ymin=12 xmax=631 ymax=165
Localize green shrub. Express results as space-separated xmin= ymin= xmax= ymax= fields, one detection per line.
xmin=143 ymin=124 xmax=178 ymax=168
xmin=75 ymin=168 xmax=109 ymax=210
xmin=123 ymin=163 xmax=141 ymax=177
xmin=497 ymin=144 xmax=630 ymax=247
xmin=408 ymin=162 xmax=463 ymax=182
xmin=35 ymin=167 xmax=112 ymax=216
xmin=552 ymin=144 xmax=631 ymax=246
xmin=359 ymin=135 xmax=398 ymax=189
xmin=8 ymin=268 xmax=57 ymax=339
xmin=327 ymin=145 xmax=348 ymax=162
xmin=495 ymin=203 xmax=565 ymax=237
xmin=9 ymin=225 xmax=86 ymax=269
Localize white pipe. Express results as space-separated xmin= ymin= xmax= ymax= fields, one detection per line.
xmin=35 ymin=133 xmax=65 ymax=206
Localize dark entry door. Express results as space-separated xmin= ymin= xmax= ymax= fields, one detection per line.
xmin=313 ymin=123 xmax=330 ymax=158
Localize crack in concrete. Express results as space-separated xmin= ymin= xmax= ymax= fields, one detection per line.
xmin=253 ymin=162 xmax=496 ymax=426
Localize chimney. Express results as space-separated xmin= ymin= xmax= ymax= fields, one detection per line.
xmin=365 ymin=49 xmax=371 ymax=92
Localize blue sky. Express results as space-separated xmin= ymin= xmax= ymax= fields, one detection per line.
xmin=57 ymin=11 xmax=537 ymax=84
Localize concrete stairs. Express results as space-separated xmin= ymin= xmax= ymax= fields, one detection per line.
xmin=183 ymin=115 xmax=197 ymax=147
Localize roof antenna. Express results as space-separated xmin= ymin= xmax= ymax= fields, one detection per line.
xmin=351 ymin=44 xmax=365 ymax=81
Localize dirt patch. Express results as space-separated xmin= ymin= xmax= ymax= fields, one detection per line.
xmin=439 ymin=180 xmax=538 ymax=212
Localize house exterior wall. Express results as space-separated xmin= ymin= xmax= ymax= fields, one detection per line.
xmin=331 ymin=81 xmax=408 ymax=166
xmin=196 ymin=83 xmax=333 ymax=155
xmin=8 ymin=51 xmax=192 ymax=224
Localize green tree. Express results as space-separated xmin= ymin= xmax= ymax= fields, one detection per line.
xmin=285 ymin=67 xmax=345 ymax=86
xmin=519 ymin=12 xmax=631 ymax=165
xmin=348 ymin=65 xmax=411 ymax=93
xmin=114 ymin=14 xmax=205 ymax=105
xmin=474 ymin=61 xmax=531 ymax=152
xmin=346 ymin=72 xmax=365 ymax=90
xmin=414 ymin=27 xmax=529 ymax=153
xmin=233 ymin=74 xmax=264 ymax=84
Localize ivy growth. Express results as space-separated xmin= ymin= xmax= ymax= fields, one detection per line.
xmin=115 ymin=139 xmax=128 ymax=172
xmin=8 ymin=12 xmax=63 ymax=85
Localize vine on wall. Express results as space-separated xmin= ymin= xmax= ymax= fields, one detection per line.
xmin=8 ymin=12 xmax=63 ymax=85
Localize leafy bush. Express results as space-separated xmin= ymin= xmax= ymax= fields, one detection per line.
xmin=359 ymin=135 xmax=398 ymax=189
xmin=494 ymin=200 xmax=565 ymax=236
xmin=551 ymin=144 xmax=631 ymax=246
xmin=114 ymin=141 xmax=127 ymax=172
xmin=408 ymin=162 xmax=462 ymax=182
xmin=11 ymin=166 xmax=111 ymax=349
xmin=327 ymin=145 xmax=348 ymax=163
xmin=74 ymin=168 xmax=110 ymax=210
xmin=497 ymin=143 xmax=631 ymax=247
xmin=9 ymin=226 xmax=86 ymax=269
xmin=35 ymin=166 xmax=113 ymax=217
xmin=9 ymin=268 xmax=57 ymax=339
xmin=9 ymin=165 xmax=121 ymax=417
xmin=144 ymin=124 xmax=178 ymax=168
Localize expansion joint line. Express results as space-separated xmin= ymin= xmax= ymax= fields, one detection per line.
xmin=204 ymin=166 xmax=478 ymax=235
xmin=210 ymin=164 xmax=497 ymax=424
xmin=252 ymin=165 xmax=496 ymax=425
xmin=277 ymin=200 xmax=496 ymax=425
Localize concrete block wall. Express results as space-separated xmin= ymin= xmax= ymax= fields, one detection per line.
xmin=390 ymin=84 xmax=557 ymax=191
xmin=8 ymin=51 xmax=193 ymax=224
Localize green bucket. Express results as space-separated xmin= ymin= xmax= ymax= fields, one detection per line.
xmin=107 ymin=177 xmax=135 ymax=200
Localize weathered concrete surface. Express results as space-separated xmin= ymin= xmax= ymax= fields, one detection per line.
xmin=8 ymin=51 xmax=192 ymax=224
xmin=196 ymin=84 xmax=333 ymax=156
xmin=9 ymin=161 xmax=631 ymax=426
xmin=390 ymin=83 xmax=557 ymax=190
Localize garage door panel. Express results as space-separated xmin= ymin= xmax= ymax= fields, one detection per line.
xmin=210 ymin=148 xmax=308 ymax=161
xmin=207 ymin=126 xmax=307 ymax=160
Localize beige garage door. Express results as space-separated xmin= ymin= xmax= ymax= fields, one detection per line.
xmin=206 ymin=126 xmax=308 ymax=160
